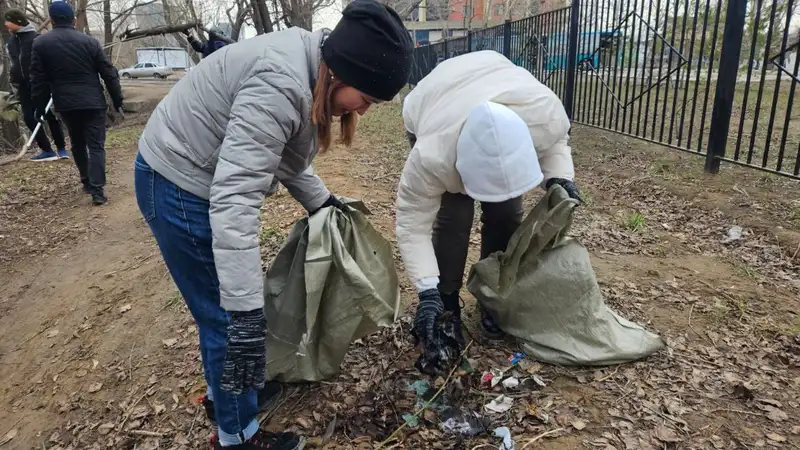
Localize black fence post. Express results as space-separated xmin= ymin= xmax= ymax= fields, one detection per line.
xmin=443 ymin=38 xmax=449 ymax=60
xmin=503 ymin=20 xmax=512 ymax=58
xmin=704 ymin=0 xmax=747 ymax=174
xmin=467 ymin=29 xmax=472 ymax=52
xmin=563 ymin=0 xmax=580 ymax=120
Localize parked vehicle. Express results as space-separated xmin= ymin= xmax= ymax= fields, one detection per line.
xmin=119 ymin=62 xmax=173 ymax=79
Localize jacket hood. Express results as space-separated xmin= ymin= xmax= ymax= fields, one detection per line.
xmin=455 ymin=101 xmax=543 ymax=202
xmin=17 ymin=23 xmax=36 ymax=33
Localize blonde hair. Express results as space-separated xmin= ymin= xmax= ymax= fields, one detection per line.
xmin=312 ymin=61 xmax=358 ymax=152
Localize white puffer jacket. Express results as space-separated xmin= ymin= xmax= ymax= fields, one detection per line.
xmin=397 ymin=50 xmax=575 ymax=287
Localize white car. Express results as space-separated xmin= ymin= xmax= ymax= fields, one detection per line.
xmin=119 ymin=62 xmax=173 ymax=79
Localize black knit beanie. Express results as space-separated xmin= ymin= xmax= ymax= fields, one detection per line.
xmin=4 ymin=9 xmax=29 ymax=26
xmin=322 ymin=0 xmax=413 ymax=101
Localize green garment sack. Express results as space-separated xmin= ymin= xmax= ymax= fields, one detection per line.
xmin=263 ymin=200 xmax=401 ymax=382
xmin=466 ymin=187 xmax=665 ymax=366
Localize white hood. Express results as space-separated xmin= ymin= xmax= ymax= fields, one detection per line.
xmin=455 ymin=101 xmax=543 ymax=202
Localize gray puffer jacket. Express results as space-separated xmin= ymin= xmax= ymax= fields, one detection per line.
xmin=138 ymin=27 xmax=331 ymax=312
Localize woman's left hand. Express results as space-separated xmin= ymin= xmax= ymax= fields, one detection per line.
xmin=220 ymin=309 xmax=267 ymax=395
xmin=546 ymin=178 xmax=584 ymax=204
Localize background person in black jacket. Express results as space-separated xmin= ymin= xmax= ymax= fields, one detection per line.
xmin=30 ymin=0 xmax=124 ymax=205
xmin=4 ymin=8 xmax=67 ymax=162
xmin=182 ymin=26 xmax=229 ymax=58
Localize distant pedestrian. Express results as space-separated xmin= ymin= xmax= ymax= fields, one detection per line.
xmin=3 ymin=8 xmax=67 ymax=161
xmin=30 ymin=0 xmax=124 ymax=205
xmin=183 ymin=26 xmax=229 ymax=58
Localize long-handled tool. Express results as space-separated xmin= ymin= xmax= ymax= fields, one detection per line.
xmin=1 ymin=97 xmax=54 ymax=165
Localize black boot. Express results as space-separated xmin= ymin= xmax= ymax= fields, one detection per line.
xmin=211 ymin=430 xmax=304 ymax=450
xmin=480 ymin=307 xmax=506 ymax=341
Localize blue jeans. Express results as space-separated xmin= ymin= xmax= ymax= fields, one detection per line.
xmin=134 ymin=153 xmax=258 ymax=445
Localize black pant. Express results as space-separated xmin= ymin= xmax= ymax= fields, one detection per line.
xmin=405 ymin=131 xmax=525 ymax=294
xmin=433 ymin=193 xmax=524 ymax=295
xmin=60 ymin=110 xmax=107 ymax=194
xmin=17 ymin=85 xmax=65 ymax=152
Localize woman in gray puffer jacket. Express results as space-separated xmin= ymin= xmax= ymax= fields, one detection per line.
xmin=134 ymin=1 xmax=412 ymax=448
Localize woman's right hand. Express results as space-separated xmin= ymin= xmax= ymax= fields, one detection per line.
xmin=220 ymin=309 xmax=268 ymax=395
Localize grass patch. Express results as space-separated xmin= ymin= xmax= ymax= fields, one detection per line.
xmin=259 ymin=226 xmax=285 ymax=248
xmin=106 ymin=126 xmax=142 ymax=148
xmin=164 ymin=292 xmax=183 ymax=310
xmin=734 ymin=262 xmax=759 ymax=279
xmin=622 ymin=211 xmax=646 ymax=232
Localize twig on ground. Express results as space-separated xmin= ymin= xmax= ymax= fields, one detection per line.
xmin=128 ymin=430 xmax=164 ymax=437
xmin=375 ymin=340 xmax=474 ymax=450
xmin=792 ymin=241 xmax=800 ymax=260
xmin=187 ymin=406 xmax=201 ymax=439
xmin=707 ymin=408 xmax=765 ymax=417
xmin=128 ymin=342 xmax=135 ymax=384
xmin=520 ymin=428 xmax=564 ymax=449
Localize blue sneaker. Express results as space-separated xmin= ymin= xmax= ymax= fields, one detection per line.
xmin=30 ymin=151 xmax=58 ymax=162
xmin=57 ymin=148 xmax=70 ymax=159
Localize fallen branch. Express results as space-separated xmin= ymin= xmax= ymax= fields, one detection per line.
xmin=128 ymin=430 xmax=165 ymax=438
xmin=375 ymin=340 xmax=475 ymax=450
xmin=520 ymin=428 xmax=564 ymax=449
xmin=118 ymin=22 xmax=200 ymax=41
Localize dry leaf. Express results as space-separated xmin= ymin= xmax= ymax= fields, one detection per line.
xmin=791 ymin=425 xmax=800 ymax=435
xmin=87 ymin=382 xmax=103 ymax=393
xmin=154 ymin=402 xmax=166 ymax=415
xmin=92 ymin=359 xmax=99 ymax=370
xmin=119 ymin=304 xmax=132 ymax=313
xmin=764 ymin=405 xmax=788 ymax=422
xmin=46 ymin=329 xmax=60 ymax=338
xmin=766 ymin=433 xmax=786 ymax=443
xmin=572 ymin=419 xmax=587 ymax=430
xmin=0 ymin=429 xmax=17 ymax=446
xmin=75 ymin=369 xmax=88 ymax=378
xmin=654 ymin=424 xmax=682 ymax=443
xmin=295 ymin=417 xmax=312 ymax=429
xmin=162 ymin=338 xmax=178 ymax=348
xmin=97 ymin=423 xmax=114 ymax=435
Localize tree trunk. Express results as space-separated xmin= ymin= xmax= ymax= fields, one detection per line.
xmin=0 ymin=0 xmax=22 ymax=154
xmin=230 ymin=3 xmax=248 ymax=41
xmin=252 ymin=0 xmax=273 ymax=34
xmin=75 ymin=0 xmax=90 ymax=33
xmin=103 ymin=0 xmax=113 ymax=57
xmin=251 ymin=0 xmax=265 ymax=34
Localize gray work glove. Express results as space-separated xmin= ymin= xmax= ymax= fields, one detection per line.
xmin=220 ymin=309 xmax=267 ymax=395
xmin=547 ymin=178 xmax=584 ymax=204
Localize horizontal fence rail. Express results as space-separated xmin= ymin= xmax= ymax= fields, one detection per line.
xmin=409 ymin=0 xmax=800 ymax=180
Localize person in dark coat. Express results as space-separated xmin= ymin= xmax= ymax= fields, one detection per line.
xmin=183 ymin=26 xmax=229 ymax=58
xmin=30 ymin=0 xmax=124 ymax=205
xmin=4 ymin=8 xmax=67 ymax=161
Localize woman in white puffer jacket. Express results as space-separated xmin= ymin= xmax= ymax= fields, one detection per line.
xmin=398 ymin=50 xmax=582 ymax=375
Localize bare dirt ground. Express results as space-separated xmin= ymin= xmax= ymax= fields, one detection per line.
xmin=0 ymin=98 xmax=799 ymax=450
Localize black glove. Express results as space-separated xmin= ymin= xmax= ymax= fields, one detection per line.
xmin=181 ymin=29 xmax=191 ymax=36
xmin=413 ymin=288 xmax=467 ymax=376
xmin=220 ymin=309 xmax=267 ymax=395
xmin=310 ymin=194 xmax=347 ymax=215
xmin=546 ymin=178 xmax=584 ymax=204
xmin=33 ymin=108 xmax=46 ymax=123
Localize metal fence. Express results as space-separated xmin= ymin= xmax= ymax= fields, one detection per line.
xmin=409 ymin=0 xmax=800 ymax=179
